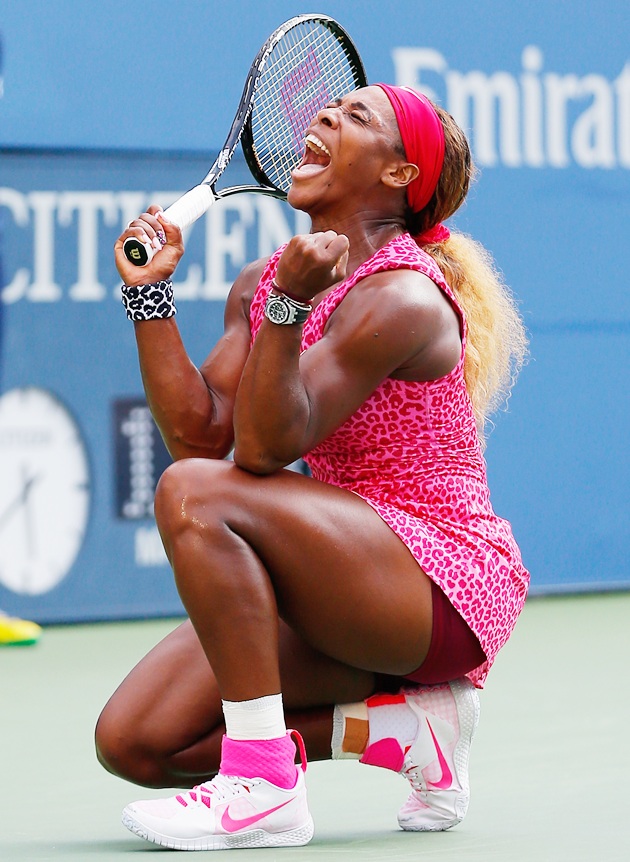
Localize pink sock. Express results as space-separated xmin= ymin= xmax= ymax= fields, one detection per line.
xmin=220 ymin=733 xmax=298 ymax=789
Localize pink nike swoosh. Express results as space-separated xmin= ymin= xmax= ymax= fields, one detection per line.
xmin=220 ymin=799 xmax=292 ymax=833
xmin=425 ymin=718 xmax=453 ymax=790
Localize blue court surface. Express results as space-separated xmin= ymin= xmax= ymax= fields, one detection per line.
xmin=2 ymin=591 xmax=628 ymax=861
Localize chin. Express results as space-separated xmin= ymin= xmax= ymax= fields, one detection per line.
xmin=287 ymin=185 xmax=312 ymax=213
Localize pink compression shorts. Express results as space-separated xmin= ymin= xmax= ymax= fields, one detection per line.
xmin=403 ymin=579 xmax=487 ymax=685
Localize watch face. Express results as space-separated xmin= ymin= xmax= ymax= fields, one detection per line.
xmin=266 ymin=297 xmax=291 ymax=325
xmin=0 ymin=387 xmax=91 ymax=595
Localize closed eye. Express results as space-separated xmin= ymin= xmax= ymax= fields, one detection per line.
xmin=325 ymin=98 xmax=372 ymax=124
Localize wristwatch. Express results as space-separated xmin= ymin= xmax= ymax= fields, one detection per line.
xmin=264 ymin=292 xmax=312 ymax=325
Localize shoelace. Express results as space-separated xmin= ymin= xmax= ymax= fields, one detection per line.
xmin=401 ymin=753 xmax=426 ymax=793
xmin=176 ymin=774 xmax=255 ymax=810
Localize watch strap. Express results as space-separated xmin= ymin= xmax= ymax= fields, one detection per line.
xmin=264 ymin=292 xmax=312 ymax=325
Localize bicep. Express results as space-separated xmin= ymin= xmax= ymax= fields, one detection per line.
xmin=298 ymin=274 xmax=458 ymax=450
xmin=299 ymin=336 xmax=401 ymax=451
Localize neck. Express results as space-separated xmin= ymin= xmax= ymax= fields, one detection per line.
xmin=308 ymin=212 xmax=405 ymax=278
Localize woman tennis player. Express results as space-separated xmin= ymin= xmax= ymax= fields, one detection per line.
xmin=97 ymin=83 xmax=529 ymax=851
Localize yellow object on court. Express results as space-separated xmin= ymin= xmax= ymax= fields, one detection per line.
xmin=0 ymin=613 xmax=42 ymax=646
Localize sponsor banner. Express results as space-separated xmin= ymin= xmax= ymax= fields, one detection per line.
xmin=0 ymin=2 xmax=628 ymax=619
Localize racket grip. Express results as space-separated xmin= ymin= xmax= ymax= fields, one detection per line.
xmin=123 ymin=184 xmax=216 ymax=267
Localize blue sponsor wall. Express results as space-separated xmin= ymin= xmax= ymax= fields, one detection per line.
xmin=0 ymin=0 xmax=628 ymax=621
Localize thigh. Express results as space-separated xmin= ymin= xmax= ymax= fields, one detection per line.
xmin=99 ymin=618 xmax=379 ymax=743
xmin=157 ymin=459 xmax=434 ymax=678
xmin=96 ymin=617 xmax=381 ymax=785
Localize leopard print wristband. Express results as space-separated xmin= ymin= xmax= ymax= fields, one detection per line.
xmin=120 ymin=280 xmax=177 ymax=321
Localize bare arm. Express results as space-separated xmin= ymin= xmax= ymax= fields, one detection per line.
xmin=233 ymin=232 xmax=461 ymax=473
xmin=115 ymin=208 xmax=262 ymax=461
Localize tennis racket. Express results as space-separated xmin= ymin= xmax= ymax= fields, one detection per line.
xmin=124 ymin=14 xmax=367 ymax=266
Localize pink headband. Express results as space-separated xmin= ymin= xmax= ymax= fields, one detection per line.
xmin=376 ymin=83 xmax=445 ymax=215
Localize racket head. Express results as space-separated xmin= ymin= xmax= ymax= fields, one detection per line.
xmin=241 ymin=15 xmax=368 ymax=197
xmin=122 ymin=16 xmax=366 ymax=266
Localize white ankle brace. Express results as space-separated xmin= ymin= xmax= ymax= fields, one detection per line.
xmin=222 ymin=694 xmax=286 ymax=740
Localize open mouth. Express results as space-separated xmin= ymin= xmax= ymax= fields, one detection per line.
xmin=293 ymin=133 xmax=332 ymax=176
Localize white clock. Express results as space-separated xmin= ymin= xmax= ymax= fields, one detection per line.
xmin=0 ymin=387 xmax=91 ymax=595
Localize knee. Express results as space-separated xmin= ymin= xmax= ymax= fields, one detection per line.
xmin=154 ymin=459 xmax=228 ymax=541
xmin=154 ymin=459 xmax=200 ymax=532
xmin=95 ymin=702 xmax=165 ymax=789
xmin=94 ymin=704 xmax=127 ymax=779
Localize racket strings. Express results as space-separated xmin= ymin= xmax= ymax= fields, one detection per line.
xmin=256 ymin=30 xmax=358 ymax=163
xmin=250 ymin=22 xmax=364 ymax=192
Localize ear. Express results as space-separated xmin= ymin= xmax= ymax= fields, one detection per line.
xmin=381 ymin=161 xmax=420 ymax=192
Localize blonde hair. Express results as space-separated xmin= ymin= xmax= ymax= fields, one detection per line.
xmin=405 ymin=103 xmax=529 ymax=440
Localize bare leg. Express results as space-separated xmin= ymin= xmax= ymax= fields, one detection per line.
xmin=159 ymin=460 xmax=432 ymax=686
xmin=96 ymin=618 xmax=384 ymax=787
xmin=97 ymin=459 xmax=433 ymax=787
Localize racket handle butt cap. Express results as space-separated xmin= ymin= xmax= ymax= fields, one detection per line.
xmin=123 ymin=236 xmax=156 ymax=267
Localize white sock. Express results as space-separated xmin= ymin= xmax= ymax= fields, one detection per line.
xmin=368 ymin=702 xmax=418 ymax=748
xmin=222 ymin=694 xmax=286 ymax=740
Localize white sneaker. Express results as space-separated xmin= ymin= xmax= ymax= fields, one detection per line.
xmin=396 ymin=678 xmax=480 ymax=831
xmin=121 ymin=735 xmax=314 ymax=850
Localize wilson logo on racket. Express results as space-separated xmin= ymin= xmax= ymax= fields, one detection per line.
xmin=281 ymin=49 xmax=331 ymax=154
xmin=123 ymin=14 xmax=367 ymax=266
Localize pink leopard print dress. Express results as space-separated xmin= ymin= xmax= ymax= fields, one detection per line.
xmin=249 ymin=233 xmax=529 ymax=687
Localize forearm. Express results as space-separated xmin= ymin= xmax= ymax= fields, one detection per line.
xmin=232 ymin=231 xmax=351 ymax=472
xmin=134 ymin=319 xmax=232 ymax=462
xmin=115 ymin=210 xmax=251 ymax=461
xmin=232 ymin=321 xmax=311 ymax=473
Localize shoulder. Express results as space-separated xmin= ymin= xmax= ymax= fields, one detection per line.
xmin=339 ymin=232 xmax=450 ymax=311
xmin=333 ymin=266 xmax=456 ymax=336
xmin=320 ymin=265 xmax=461 ymax=381
xmin=232 ymin=256 xmax=270 ymax=297
xmin=224 ymin=256 xmax=270 ymax=324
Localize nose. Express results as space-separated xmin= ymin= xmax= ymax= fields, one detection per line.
xmin=315 ymin=105 xmax=341 ymax=128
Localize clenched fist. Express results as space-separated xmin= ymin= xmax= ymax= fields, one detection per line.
xmin=274 ymin=231 xmax=350 ymax=301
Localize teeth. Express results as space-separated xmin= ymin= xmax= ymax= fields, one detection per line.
xmin=305 ymin=134 xmax=331 ymax=158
